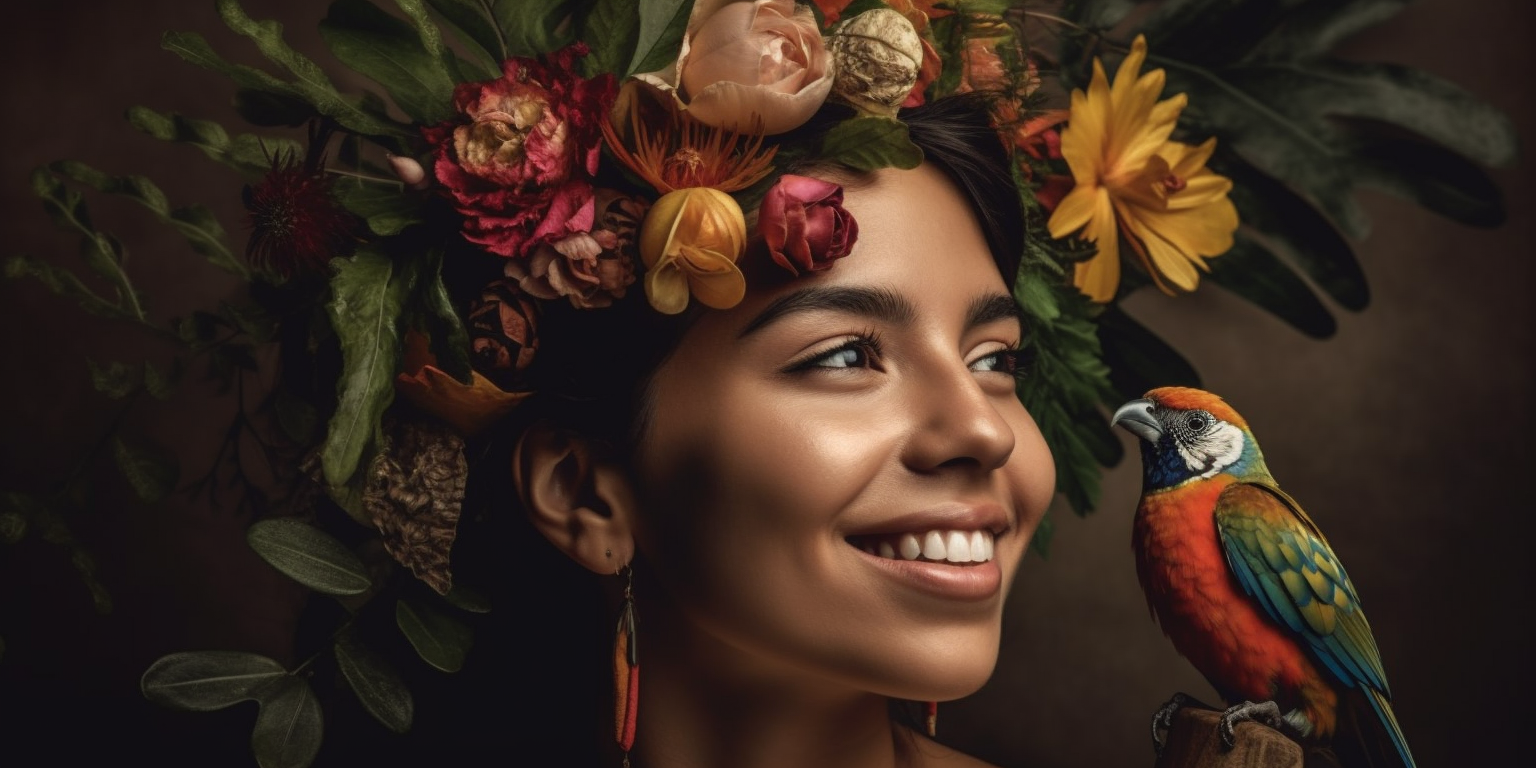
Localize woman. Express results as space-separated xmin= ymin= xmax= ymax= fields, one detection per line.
xmin=485 ymin=94 xmax=1054 ymax=768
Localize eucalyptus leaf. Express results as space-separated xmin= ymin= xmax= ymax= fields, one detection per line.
xmin=141 ymin=651 xmax=287 ymax=712
xmin=335 ymin=628 xmax=414 ymax=733
xmin=113 ymin=436 xmax=179 ymax=503
xmin=443 ymin=583 xmax=491 ymax=613
xmin=320 ymin=0 xmax=458 ymax=123
xmin=818 ymin=116 xmax=924 ymax=172
xmin=319 ymin=248 xmax=415 ymax=488
xmin=246 ymin=518 xmax=372 ymax=595
xmin=251 ymin=676 xmax=324 ymax=768
xmin=395 ymin=598 xmax=474 ymax=673
xmin=628 ymin=0 xmax=692 ymax=76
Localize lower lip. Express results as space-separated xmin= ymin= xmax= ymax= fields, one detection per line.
xmin=852 ymin=545 xmax=1003 ymax=601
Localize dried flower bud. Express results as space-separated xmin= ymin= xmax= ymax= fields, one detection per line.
xmin=639 ymin=187 xmax=747 ymax=314
xmin=827 ymin=9 xmax=924 ymax=117
xmin=386 ymin=153 xmax=429 ymax=189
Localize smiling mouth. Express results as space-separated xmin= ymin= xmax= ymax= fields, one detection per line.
xmin=846 ymin=530 xmax=996 ymax=565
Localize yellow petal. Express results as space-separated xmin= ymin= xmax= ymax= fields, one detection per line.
xmin=1166 ymin=172 xmax=1233 ymax=210
xmin=1048 ymin=184 xmax=1099 ymax=238
xmin=645 ymin=260 xmax=692 ymax=314
xmin=678 ymin=245 xmax=747 ymax=309
xmin=1072 ymin=188 xmax=1121 ymax=302
xmin=1109 ymin=35 xmax=1149 ymax=104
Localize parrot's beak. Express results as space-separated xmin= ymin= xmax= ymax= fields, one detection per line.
xmin=1111 ymin=399 xmax=1163 ymax=444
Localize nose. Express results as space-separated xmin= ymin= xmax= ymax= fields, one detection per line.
xmin=899 ymin=360 xmax=1016 ymax=474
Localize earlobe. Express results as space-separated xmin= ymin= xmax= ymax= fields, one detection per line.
xmin=512 ymin=421 xmax=638 ymax=573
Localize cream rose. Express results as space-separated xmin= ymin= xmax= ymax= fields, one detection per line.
xmin=642 ymin=0 xmax=834 ymax=135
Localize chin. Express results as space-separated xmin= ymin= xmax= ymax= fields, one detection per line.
xmin=863 ymin=627 xmax=1003 ymax=702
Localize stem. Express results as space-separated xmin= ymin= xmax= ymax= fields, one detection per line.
xmin=323 ymin=167 xmax=402 ymax=185
xmin=475 ymin=0 xmax=510 ymax=60
xmin=1022 ymin=10 xmax=1094 ymax=35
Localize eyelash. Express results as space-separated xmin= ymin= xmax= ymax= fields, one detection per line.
xmin=786 ymin=334 xmax=1034 ymax=381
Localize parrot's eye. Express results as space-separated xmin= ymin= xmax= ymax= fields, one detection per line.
xmin=1186 ymin=414 xmax=1208 ymax=433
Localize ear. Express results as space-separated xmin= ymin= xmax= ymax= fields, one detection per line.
xmin=512 ymin=421 xmax=638 ymax=574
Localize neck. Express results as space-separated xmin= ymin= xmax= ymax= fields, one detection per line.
xmin=621 ymin=591 xmax=912 ymax=768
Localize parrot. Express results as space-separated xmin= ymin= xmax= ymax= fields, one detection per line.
xmin=1110 ymin=386 xmax=1415 ymax=768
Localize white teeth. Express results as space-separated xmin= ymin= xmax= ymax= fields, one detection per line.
xmin=859 ymin=530 xmax=996 ymax=564
xmin=922 ymin=531 xmax=946 ymax=560
xmin=945 ymin=531 xmax=972 ymax=563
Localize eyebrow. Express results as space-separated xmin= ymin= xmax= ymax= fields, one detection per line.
xmin=739 ymin=286 xmax=916 ymax=338
xmin=737 ymin=286 xmax=1022 ymax=338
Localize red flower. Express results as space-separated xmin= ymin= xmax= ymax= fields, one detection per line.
xmin=466 ymin=278 xmax=540 ymax=391
xmin=506 ymin=189 xmax=647 ymax=309
xmin=243 ymin=152 xmax=358 ymax=279
xmin=758 ymin=175 xmax=858 ymax=276
xmin=424 ymin=44 xmax=617 ymax=259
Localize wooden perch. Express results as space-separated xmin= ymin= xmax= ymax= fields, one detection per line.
xmin=1155 ymin=707 xmax=1304 ymax=768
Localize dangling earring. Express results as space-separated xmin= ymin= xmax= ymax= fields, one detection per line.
xmin=925 ymin=700 xmax=938 ymax=737
xmin=613 ymin=564 xmax=639 ymax=767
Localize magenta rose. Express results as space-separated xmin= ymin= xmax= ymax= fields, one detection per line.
xmin=424 ymin=44 xmax=616 ymax=259
xmin=758 ymin=174 xmax=859 ymax=276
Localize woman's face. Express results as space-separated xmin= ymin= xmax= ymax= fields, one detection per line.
xmin=632 ymin=163 xmax=1054 ymax=701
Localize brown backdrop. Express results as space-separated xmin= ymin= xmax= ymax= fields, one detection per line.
xmin=1 ymin=1 xmax=1530 ymax=766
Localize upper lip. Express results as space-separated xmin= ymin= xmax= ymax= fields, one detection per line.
xmin=844 ymin=502 xmax=1011 ymax=538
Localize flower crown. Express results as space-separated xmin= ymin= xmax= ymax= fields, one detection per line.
xmin=11 ymin=1 xmax=1513 ymax=764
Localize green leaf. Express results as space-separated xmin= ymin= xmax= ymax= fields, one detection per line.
xmin=417 ymin=250 xmax=473 ymax=383
xmin=144 ymin=361 xmax=179 ymax=399
xmin=334 ymin=627 xmax=414 ymax=733
xmin=141 ymin=651 xmax=287 ymax=712
xmin=395 ymin=598 xmax=473 ymax=673
xmin=251 ymin=676 xmax=324 ymax=768
xmin=337 ymin=183 xmax=426 ymax=236
xmin=319 ymin=0 xmax=458 ymax=124
xmin=3 ymin=256 xmax=125 ymax=320
xmin=30 ymin=168 xmax=147 ymax=321
xmin=1030 ymin=511 xmax=1054 ymax=558
xmin=628 ymin=0 xmax=692 ymax=76
xmin=126 ymin=107 xmax=301 ymax=178
xmin=494 ymin=0 xmax=578 ymax=58
xmin=580 ymin=0 xmax=640 ymax=77
xmin=113 ymin=436 xmax=180 ymax=503
xmin=443 ymin=583 xmax=491 ymax=613
xmin=392 ymin=0 xmax=468 ymax=81
xmin=0 ymin=511 xmax=27 ymax=545
xmin=246 ymin=518 xmax=372 ymax=595
xmin=49 ymin=160 xmax=249 ymax=278
xmin=423 ymin=0 xmax=504 ymax=74
xmin=320 ymin=248 xmax=415 ymax=488
xmin=1097 ymin=306 xmax=1201 ymax=400
xmin=1206 ymin=234 xmax=1336 ymax=339
xmin=818 ymin=116 xmax=924 ymax=172
xmin=88 ymin=360 xmax=141 ymax=400
xmin=274 ymin=387 xmax=321 ymax=445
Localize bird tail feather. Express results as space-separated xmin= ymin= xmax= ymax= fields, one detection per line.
xmin=1335 ymin=687 xmax=1416 ymax=768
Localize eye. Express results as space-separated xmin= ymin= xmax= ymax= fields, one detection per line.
xmin=969 ymin=346 xmax=1024 ymax=376
xmin=1186 ymin=413 xmax=1208 ymax=433
xmin=786 ymin=333 xmax=883 ymax=373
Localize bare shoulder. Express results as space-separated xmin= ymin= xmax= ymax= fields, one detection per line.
xmin=900 ymin=730 xmax=1003 ymax=768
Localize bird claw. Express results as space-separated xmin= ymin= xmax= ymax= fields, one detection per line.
xmin=1217 ymin=700 xmax=1286 ymax=750
xmin=1151 ymin=692 xmax=1215 ymax=756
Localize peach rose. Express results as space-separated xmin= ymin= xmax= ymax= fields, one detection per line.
xmin=643 ymin=0 xmax=834 ymax=135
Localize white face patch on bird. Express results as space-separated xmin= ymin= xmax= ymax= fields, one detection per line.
xmin=1162 ymin=408 xmax=1245 ymax=479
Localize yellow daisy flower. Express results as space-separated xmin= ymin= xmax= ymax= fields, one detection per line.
xmin=1048 ymin=35 xmax=1239 ymax=302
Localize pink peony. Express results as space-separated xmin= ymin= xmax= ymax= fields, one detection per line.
xmin=424 ymin=44 xmax=616 ymax=259
xmin=758 ymin=174 xmax=858 ymax=276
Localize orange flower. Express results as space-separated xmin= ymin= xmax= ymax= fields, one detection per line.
xmin=603 ymin=81 xmax=776 ymax=194
xmin=639 ymin=187 xmax=748 ymax=314
xmin=395 ymin=333 xmax=528 ymax=437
